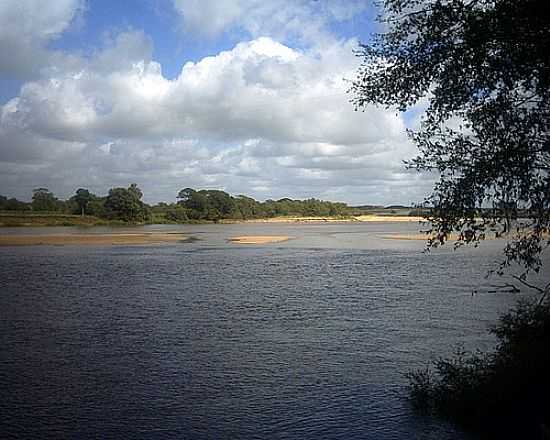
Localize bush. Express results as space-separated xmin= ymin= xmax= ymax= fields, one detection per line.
xmin=408 ymin=298 xmax=550 ymax=439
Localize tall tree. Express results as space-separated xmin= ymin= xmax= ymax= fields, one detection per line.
xmin=177 ymin=188 xmax=196 ymax=204
xmin=351 ymin=0 xmax=550 ymax=278
xmin=104 ymin=184 xmax=151 ymax=223
xmin=31 ymin=188 xmax=58 ymax=212
xmin=72 ymin=188 xmax=93 ymax=216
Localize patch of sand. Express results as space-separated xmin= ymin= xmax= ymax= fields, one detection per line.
xmin=244 ymin=217 xmax=350 ymax=223
xmin=382 ymin=232 xmax=548 ymax=241
xmin=380 ymin=233 xmax=436 ymax=241
xmin=381 ymin=233 xmax=492 ymax=241
xmin=0 ymin=232 xmax=189 ymax=246
xmin=354 ymin=215 xmax=425 ymax=222
xmin=244 ymin=215 xmax=425 ymax=223
xmin=229 ymin=235 xmax=291 ymax=244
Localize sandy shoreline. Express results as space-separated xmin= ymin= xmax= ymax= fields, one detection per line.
xmin=244 ymin=215 xmax=425 ymax=223
xmin=229 ymin=235 xmax=291 ymax=244
xmin=382 ymin=232 xmax=549 ymax=241
xmin=0 ymin=232 xmax=189 ymax=246
xmin=381 ymin=233 xmax=438 ymax=241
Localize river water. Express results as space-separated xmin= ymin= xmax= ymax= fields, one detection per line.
xmin=1 ymin=222 xmax=545 ymax=439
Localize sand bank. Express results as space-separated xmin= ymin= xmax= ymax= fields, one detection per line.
xmin=0 ymin=232 xmax=189 ymax=246
xmin=229 ymin=235 xmax=291 ymax=244
xmin=381 ymin=233 xmax=437 ymax=241
xmin=381 ymin=233 xmax=500 ymax=241
xmin=354 ymin=215 xmax=424 ymax=222
xmin=244 ymin=215 xmax=425 ymax=223
xmin=382 ymin=232 xmax=549 ymax=241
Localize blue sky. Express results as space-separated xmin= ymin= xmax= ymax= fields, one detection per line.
xmin=0 ymin=0 xmax=431 ymax=204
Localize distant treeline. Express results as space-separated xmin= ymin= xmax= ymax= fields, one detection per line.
xmin=0 ymin=186 xmax=352 ymax=223
xmin=0 ymin=185 xmax=151 ymax=223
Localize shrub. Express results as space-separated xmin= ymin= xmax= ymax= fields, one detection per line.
xmin=408 ymin=298 xmax=550 ymax=438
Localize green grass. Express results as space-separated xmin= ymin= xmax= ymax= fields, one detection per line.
xmin=0 ymin=211 xmax=107 ymax=226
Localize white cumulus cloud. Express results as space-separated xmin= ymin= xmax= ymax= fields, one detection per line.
xmin=171 ymin=0 xmax=368 ymax=44
xmin=0 ymin=0 xmax=85 ymax=79
xmin=0 ymin=27 xmax=431 ymax=204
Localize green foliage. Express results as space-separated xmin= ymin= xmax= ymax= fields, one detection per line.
xmin=408 ymin=298 xmax=550 ymax=437
xmin=31 ymin=188 xmax=58 ymax=212
xmin=104 ymin=184 xmax=151 ymax=223
xmin=2 ymin=187 xmax=351 ymax=224
xmin=0 ymin=195 xmax=30 ymax=211
xmin=71 ymin=188 xmax=94 ymax=216
xmin=351 ymin=0 xmax=550 ymax=275
xmin=86 ymin=197 xmax=107 ymax=218
xmin=175 ymin=188 xmax=351 ymax=221
xmin=164 ymin=205 xmax=189 ymax=222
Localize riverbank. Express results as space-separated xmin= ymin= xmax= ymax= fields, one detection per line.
xmin=0 ymin=232 xmax=189 ymax=246
xmin=238 ymin=215 xmax=425 ymax=223
xmin=1 ymin=212 xmax=425 ymax=227
xmin=0 ymin=212 xmax=110 ymax=227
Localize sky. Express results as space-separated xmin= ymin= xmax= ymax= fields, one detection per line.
xmin=0 ymin=0 xmax=433 ymax=205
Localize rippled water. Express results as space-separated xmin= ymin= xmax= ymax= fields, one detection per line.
xmin=2 ymin=223 xmax=544 ymax=439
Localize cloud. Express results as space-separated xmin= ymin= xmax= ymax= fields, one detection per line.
xmin=0 ymin=0 xmax=85 ymax=79
xmin=171 ymin=0 xmax=368 ymax=43
xmin=0 ymin=29 xmax=429 ymax=205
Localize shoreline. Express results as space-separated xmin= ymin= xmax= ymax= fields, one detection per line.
xmin=0 ymin=214 xmax=426 ymax=228
xmin=240 ymin=215 xmax=425 ymax=224
xmin=229 ymin=235 xmax=291 ymax=244
xmin=0 ymin=232 xmax=189 ymax=246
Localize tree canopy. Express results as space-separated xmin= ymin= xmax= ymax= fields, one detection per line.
xmin=1 ymin=186 xmax=353 ymax=224
xmin=31 ymin=188 xmax=58 ymax=212
xmin=72 ymin=188 xmax=93 ymax=216
xmin=351 ymin=0 xmax=550 ymax=276
xmin=171 ymin=188 xmax=350 ymax=221
xmin=104 ymin=184 xmax=151 ymax=223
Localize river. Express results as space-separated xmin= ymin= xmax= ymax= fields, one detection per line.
xmin=2 ymin=222 xmax=544 ymax=439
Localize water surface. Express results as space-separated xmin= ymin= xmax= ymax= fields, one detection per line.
xmin=2 ymin=222 xmax=544 ymax=439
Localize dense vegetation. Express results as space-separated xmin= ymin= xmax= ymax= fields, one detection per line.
xmin=1 ymin=185 xmax=353 ymax=224
xmin=408 ymin=298 xmax=550 ymax=439
xmin=1 ymin=185 xmax=151 ymax=224
xmin=158 ymin=188 xmax=350 ymax=222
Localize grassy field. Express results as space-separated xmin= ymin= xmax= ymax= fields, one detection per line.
xmin=0 ymin=211 xmax=107 ymax=227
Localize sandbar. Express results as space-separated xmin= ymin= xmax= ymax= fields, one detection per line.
xmin=354 ymin=215 xmax=424 ymax=222
xmin=382 ymin=232 xmax=548 ymax=241
xmin=0 ymin=232 xmax=189 ymax=246
xmin=381 ymin=233 xmax=437 ymax=241
xmin=229 ymin=235 xmax=291 ymax=244
xmin=244 ymin=215 xmax=424 ymax=223
xmin=381 ymin=233 xmax=498 ymax=241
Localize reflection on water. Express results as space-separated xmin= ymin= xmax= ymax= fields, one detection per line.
xmin=1 ymin=223 xmax=544 ymax=439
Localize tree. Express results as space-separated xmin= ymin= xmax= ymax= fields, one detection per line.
xmin=86 ymin=197 xmax=107 ymax=218
xmin=104 ymin=184 xmax=151 ymax=223
xmin=177 ymin=188 xmax=196 ymax=204
xmin=127 ymin=183 xmax=143 ymax=201
xmin=0 ymin=195 xmax=30 ymax=211
xmin=351 ymin=0 xmax=549 ymax=280
xmin=234 ymin=195 xmax=261 ymax=219
xmin=31 ymin=188 xmax=58 ymax=212
xmin=72 ymin=188 xmax=93 ymax=216
xmin=201 ymin=190 xmax=236 ymax=220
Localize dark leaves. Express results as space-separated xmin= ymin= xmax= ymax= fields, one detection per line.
xmin=352 ymin=0 xmax=550 ymax=274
